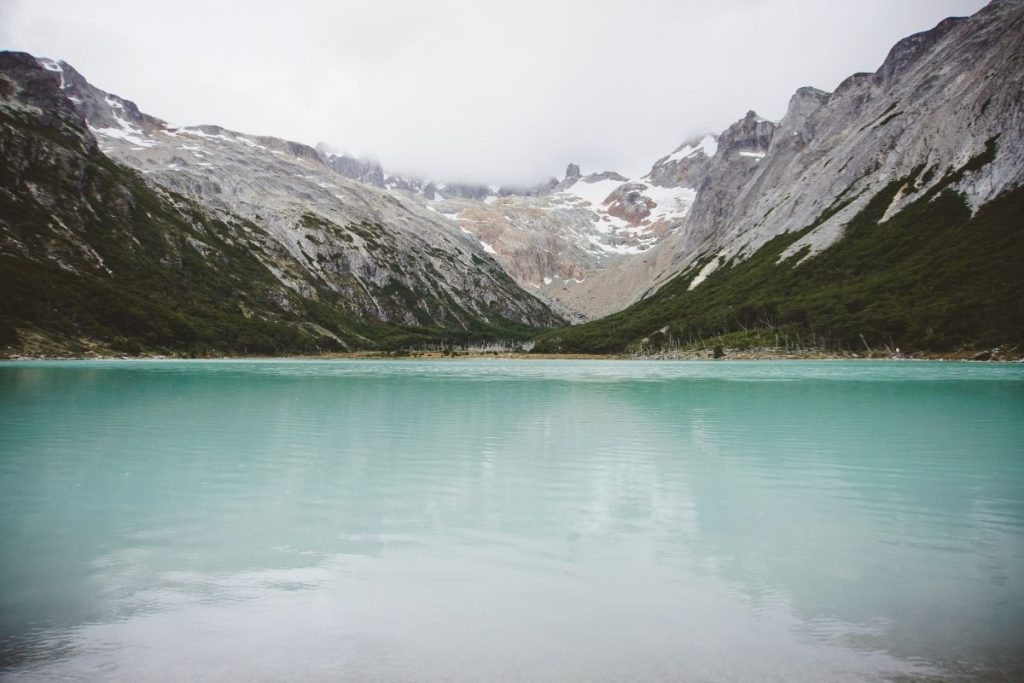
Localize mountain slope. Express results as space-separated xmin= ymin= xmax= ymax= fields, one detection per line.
xmin=41 ymin=57 xmax=561 ymax=330
xmin=535 ymin=173 xmax=1024 ymax=354
xmin=0 ymin=53 xmax=560 ymax=356
xmin=533 ymin=0 xmax=1024 ymax=354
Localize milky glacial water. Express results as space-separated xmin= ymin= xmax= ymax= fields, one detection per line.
xmin=0 ymin=360 xmax=1022 ymax=682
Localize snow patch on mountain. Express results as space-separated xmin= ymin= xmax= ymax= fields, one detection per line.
xmin=644 ymin=185 xmax=698 ymax=223
xmin=555 ymin=177 xmax=622 ymax=208
xmin=665 ymin=134 xmax=718 ymax=163
xmin=688 ymin=256 xmax=722 ymax=290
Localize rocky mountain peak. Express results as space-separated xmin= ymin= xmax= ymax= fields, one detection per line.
xmin=645 ymin=133 xmax=718 ymax=188
xmin=46 ymin=58 xmax=164 ymax=136
xmin=584 ymin=171 xmax=628 ymax=184
xmin=716 ymin=110 xmax=776 ymax=156
xmin=875 ymin=15 xmax=966 ymax=84
xmin=789 ymin=86 xmax=830 ymax=109
xmin=316 ymin=146 xmax=387 ymax=187
xmin=776 ymin=86 xmax=830 ymax=143
xmin=564 ymin=163 xmax=581 ymax=181
xmin=0 ymin=52 xmax=96 ymax=153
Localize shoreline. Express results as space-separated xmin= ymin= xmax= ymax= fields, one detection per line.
xmin=2 ymin=348 xmax=1022 ymax=363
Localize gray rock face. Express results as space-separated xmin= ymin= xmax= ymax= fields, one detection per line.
xmin=666 ymin=0 xmax=1024 ymax=277
xmin=672 ymin=111 xmax=778 ymax=250
xmin=315 ymin=148 xmax=386 ymax=187
xmin=646 ymin=134 xmax=718 ymax=188
xmin=875 ymin=16 xmax=965 ymax=84
xmin=0 ymin=53 xmax=96 ymax=155
xmin=18 ymin=57 xmax=561 ymax=331
xmin=778 ymin=87 xmax=829 ymax=144
xmin=717 ymin=111 xmax=776 ymax=155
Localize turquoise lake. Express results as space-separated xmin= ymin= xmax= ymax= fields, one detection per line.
xmin=0 ymin=360 xmax=1022 ymax=681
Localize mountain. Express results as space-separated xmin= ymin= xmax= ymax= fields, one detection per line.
xmin=0 ymin=53 xmax=561 ymax=356
xmin=1 ymin=1 xmax=1021 ymax=357
xmin=410 ymin=1 xmax=1022 ymax=336
xmin=532 ymin=0 xmax=1024 ymax=354
xmin=408 ymin=163 xmax=701 ymax=321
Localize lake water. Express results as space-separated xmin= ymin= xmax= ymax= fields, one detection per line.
xmin=0 ymin=360 xmax=1022 ymax=681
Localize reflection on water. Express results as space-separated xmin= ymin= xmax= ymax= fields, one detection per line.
xmin=0 ymin=360 xmax=1022 ymax=681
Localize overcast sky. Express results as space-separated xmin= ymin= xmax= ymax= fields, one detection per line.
xmin=1 ymin=0 xmax=988 ymax=185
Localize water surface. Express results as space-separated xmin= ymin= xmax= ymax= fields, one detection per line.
xmin=1 ymin=360 xmax=1022 ymax=681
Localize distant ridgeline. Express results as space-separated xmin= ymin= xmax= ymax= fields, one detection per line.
xmin=1 ymin=1 xmax=1022 ymax=357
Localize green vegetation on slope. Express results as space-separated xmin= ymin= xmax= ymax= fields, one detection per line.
xmin=535 ymin=161 xmax=1024 ymax=355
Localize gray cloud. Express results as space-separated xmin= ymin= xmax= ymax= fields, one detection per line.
xmin=0 ymin=0 xmax=987 ymax=184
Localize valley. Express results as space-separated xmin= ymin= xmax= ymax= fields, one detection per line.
xmin=1 ymin=0 xmax=1021 ymax=358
